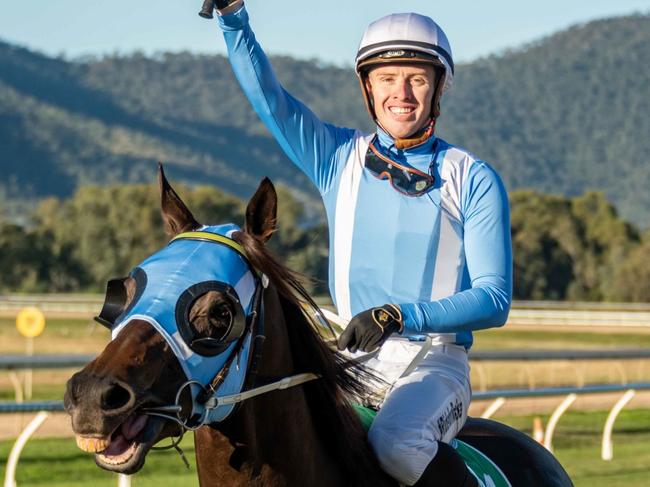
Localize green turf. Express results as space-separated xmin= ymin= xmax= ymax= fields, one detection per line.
xmin=2 ymin=315 xmax=650 ymax=485
xmin=1 ymin=410 xmax=649 ymax=486
xmin=498 ymin=409 xmax=650 ymax=486
xmin=0 ymin=317 xmax=109 ymax=354
xmin=0 ymin=383 xmax=66 ymax=401
xmin=0 ymin=436 xmax=198 ymax=487
xmin=0 ymin=317 xmax=100 ymax=335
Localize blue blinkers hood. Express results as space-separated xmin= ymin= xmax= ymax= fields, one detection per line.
xmin=110 ymin=224 xmax=258 ymax=421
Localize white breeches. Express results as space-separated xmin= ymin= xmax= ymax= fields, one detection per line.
xmin=365 ymin=340 xmax=471 ymax=486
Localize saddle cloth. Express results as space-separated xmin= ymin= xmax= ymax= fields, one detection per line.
xmin=354 ymin=406 xmax=511 ymax=487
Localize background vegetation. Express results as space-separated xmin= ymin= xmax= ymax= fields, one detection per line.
xmin=1 ymin=13 xmax=649 ymax=298
xmin=1 ymin=183 xmax=649 ymax=301
xmin=0 ymin=181 xmax=329 ymax=294
xmin=1 ymin=14 xmax=649 ymax=224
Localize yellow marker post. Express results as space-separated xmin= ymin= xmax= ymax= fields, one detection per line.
xmin=16 ymin=307 xmax=46 ymax=400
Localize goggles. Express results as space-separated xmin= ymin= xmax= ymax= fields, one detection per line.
xmin=364 ymin=136 xmax=435 ymax=196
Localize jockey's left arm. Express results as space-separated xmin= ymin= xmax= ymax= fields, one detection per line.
xmin=399 ymin=162 xmax=512 ymax=334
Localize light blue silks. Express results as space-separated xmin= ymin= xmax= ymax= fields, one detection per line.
xmin=111 ymin=224 xmax=258 ymax=422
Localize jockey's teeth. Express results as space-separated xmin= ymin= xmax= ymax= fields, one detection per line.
xmin=389 ymin=107 xmax=413 ymax=114
xmin=76 ymin=435 xmax=110 ymax=453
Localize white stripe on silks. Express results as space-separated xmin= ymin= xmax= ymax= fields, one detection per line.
xmin=333 ymin=132 xmax=367 ymax=320
xmin=431 ymin=149 xmax=473 ymax=301
xmin=430 ymin=212 xmax=463 ymax=301
xmin=429 ymin=151 xmax=474 ymax=343
xmin=438 ymin=149 xmax=473 ymax=222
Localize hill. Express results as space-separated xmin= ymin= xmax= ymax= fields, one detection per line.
xmin=1 ymin=14 xmax=649 ymax=225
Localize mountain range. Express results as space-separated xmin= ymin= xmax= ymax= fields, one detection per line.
xmin=1 ymin=14 xmax=649 ymax=225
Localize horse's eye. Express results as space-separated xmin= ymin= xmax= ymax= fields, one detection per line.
xmin=178 ymin=283 xmax=246 ymax=356
xmin=210 ymin=302 xmax=234 ymax=324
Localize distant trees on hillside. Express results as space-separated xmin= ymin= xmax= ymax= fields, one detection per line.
xmin=0 ymin=184 xmax=648 ymax=302
xmin=3 ymin=14 xmax=650 ymax=226
xmin=0 ymin=182 xmax=328 ymax=295
xmin=510 ymin=190 xmax=642 ymax=301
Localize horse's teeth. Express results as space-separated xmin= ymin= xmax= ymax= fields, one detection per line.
xmin=76 ymin=435 xmax=109 ymax=453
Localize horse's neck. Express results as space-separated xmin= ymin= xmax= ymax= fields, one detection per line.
xmin=194 ymin=285 xmax=344 ymax=486
xmin=195 ymin=402 xmax=341 ymax=486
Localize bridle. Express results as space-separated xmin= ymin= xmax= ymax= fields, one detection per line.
xmin=137 ymin=231 xmax=322 ymax=432
xmin=102 ymin=229 xmax=382 ymax=468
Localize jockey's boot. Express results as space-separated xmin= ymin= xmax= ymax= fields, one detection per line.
xmin=412 ymin=441 xmax=478 ymax=487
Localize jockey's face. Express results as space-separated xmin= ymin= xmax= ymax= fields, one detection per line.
xmin=365 ymin=64 xmax=436 ymax=139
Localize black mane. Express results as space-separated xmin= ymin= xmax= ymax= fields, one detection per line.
xmin=233 ymin=230 xmax=391 ymax=487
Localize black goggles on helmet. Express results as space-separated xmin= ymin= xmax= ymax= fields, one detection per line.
xmin=364 ymin=136 xmax=435 ymax=196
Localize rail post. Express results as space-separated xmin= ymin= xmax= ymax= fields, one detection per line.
xmin=480 ymin=397 xmax=506 ymax=419
xmin=601 ymin=389 xmax=635 ymax=461
xmin=543 ymin=393 xmax=577 ymax=452
xmin=118 ymin=474 xmax=132 ymax=487
xmin=473 ymin=363 xmax=488 ymax=392
xmin=3 ymin=411 xmax=49 ymax=487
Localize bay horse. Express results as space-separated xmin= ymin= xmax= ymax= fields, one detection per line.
xmin=64 ymin=166 xmax=572 ymax=486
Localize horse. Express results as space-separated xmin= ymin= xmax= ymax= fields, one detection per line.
xmin=64 ymin=166 xmax=573 ymax=486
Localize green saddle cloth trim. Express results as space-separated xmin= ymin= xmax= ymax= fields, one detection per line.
xmin=451 ymin=439 xmax=511 ymax=487
xmin=354 ymin=406 xmax=510 ymax=487
xmin=353 ymin=404 xmax=377 ymax=432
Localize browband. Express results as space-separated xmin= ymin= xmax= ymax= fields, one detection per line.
xmin=170 ymin=231 xmax=249 ymax=264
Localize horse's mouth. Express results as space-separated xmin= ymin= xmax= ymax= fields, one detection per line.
xmin=75 ymin=413 xmax=166 ymax=474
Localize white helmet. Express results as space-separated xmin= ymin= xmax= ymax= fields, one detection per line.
xmin=355 ymin=13 xmax=454 ymax=120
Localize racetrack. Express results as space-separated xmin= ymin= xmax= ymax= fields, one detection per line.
xmin=2 ymin=315 xmax=650 ymax=485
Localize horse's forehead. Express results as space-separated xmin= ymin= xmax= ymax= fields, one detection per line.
xmin=143 ymin=239 xmax=248 ymax=283
xmin=142 ymin=224 xmax=245 ymax=281
xmin=134 ymin=224 xmax=255 ymax=312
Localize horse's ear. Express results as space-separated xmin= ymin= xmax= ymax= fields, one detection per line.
xmin=244 ymin=178 xmax=277 ymax=243
xmin=158 ymin=163 xmax=200 ymax=236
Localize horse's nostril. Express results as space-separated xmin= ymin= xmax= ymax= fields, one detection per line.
xmin=101 ymin=383 xmax=133 ymax=412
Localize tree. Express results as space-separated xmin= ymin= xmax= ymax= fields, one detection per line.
xmin=0 ymin=221 xmax=88 ymax=292
xmin=34 ymin=183 xmax=243 ymax=289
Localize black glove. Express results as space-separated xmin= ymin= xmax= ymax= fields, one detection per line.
xmin=337 ymin=304 xmax=404 ymax=353
xmin=215 ymin=0 xmax=236 ymax=8
xmin=199 ymin=0 xmax=237 ymax=19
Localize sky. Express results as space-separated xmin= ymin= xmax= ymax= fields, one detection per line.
xmin=1 ymin=0 xmax=649 ymax=65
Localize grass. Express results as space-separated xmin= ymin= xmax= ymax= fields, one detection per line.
xmin=2 ymin=314 xmax=650 ymax=485
xmin=0 ymin=435 xmax=198 ymax=487
xmin=498 ymin=409 xmax=650 ymax=486
xmin=1 ymin=410 xmax=649 ymax=486
xmin=0 ymin=317 xmax=109 ymax=354
xmin=473 ymin=327 xmax=650 ymax=350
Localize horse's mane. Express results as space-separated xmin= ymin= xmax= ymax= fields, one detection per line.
xmin=233 ymin=230 xmax=390 ymax=486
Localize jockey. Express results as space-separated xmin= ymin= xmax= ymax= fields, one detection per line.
xmin=213 ymin=2 xmax=512 ymax=486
